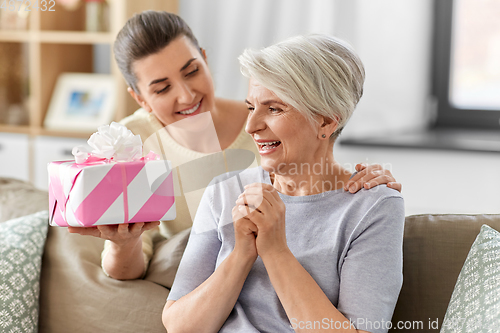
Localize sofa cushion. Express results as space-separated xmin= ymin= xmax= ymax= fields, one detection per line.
xmin=0 ymin=178 xmax=48 ymax=223
xmin=0 ymin=211 xmax=49 ymax=333
xmin=145 ymin=227 xmax=191 ymax=288
xmin=38 ymin=226 xmax=170 ymax=333
xmin=390 ymin=214 xmax=500 ymax=332
xmin=0 ymin=177 xmax=171 ymax=333
xmin=440 ymin=224 xmax=500 ymax=332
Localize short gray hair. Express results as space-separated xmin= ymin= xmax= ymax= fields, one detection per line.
xmin=238 ymin=34 xmax=365 ymax=140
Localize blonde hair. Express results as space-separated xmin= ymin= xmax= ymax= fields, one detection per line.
xmin=238 ymin=34 xmax=365 ymax=140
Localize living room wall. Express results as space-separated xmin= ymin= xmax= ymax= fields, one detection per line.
xmin=180 ymin=0 xmax=433 ymax=139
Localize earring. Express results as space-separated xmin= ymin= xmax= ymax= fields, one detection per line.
xmin=322 ymin=134 xmax=326 ymax=138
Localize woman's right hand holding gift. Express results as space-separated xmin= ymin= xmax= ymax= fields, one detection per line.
xmin=66 ymin=122 xmax=164 ymax=279
xmin=68 ymin=222 xmax=160 ymax=246
xmin=68 ymin=221 xmax=160 ymax=280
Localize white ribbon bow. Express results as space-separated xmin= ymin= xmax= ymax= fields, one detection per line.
xmin=72 ymin=122 xmax=143 ymax=163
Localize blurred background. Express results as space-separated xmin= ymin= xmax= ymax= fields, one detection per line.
xmin=0 ymin=0 xmax=499 ymax=216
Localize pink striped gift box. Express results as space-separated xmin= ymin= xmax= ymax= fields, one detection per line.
xmin=48 ymin=158 xmax=176 ymax=227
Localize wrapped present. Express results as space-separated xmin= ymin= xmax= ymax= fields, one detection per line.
xmin=48 ymin=122 xmax=175 ymax=227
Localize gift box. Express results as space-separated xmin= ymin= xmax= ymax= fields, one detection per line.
xmin=48 ymin=122 xmax=176 ymax=227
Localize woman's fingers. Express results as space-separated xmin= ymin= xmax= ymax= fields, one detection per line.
xmin=232 ymin=205 xmax=244 ymax=221
xmin=232 ymin=206 xmax=258 ymax=235
xmin=345 ymin=164 xmax=399 ymax=193
xmin=237 ymin=217 xmax=258 ymax=235
xmin=234 ymin=183 xmax=286 ymax=232
xmin=348 ymin=171 xmax=386 ymax=193
xmin=360 ymin=174 xmax=393 ymax=189
xmin=387 ymin=182 xmax=402 ymax=192
xmin=355 ymin=163 xmax=368 ymax=172
xmin=68 ymin=226 xmax=101 ymax=237
xmin=68 ymin=221 xmax=162 ymax=243
xmin=236 ymin=193 xmax=266 ymax=209
xmin=239 ymin=183 xmax=278 ymax=207
xmin=344 ymin=163 xmax=380 ymax=191
xmin=142 ymin=221 xmax=161 ymax=231
xmin=116 ymin=223 xmax=129 ymax=235
xmin=128 ymin=222 xmax=145 ymax=236
xmin=237 ymin=204 xmax=257 ymax=220
xmin=235 ymin=190 xmax=275 ymax=220
xmin=241 ymin=184 xmax=288 ymax=257
xmin=232 ymin=206 xmax=258 ymax=259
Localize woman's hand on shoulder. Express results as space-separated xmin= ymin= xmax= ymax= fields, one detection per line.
xmin=68 ymin=221 xmax=160 ymax=247
xmin=343 ymin=163 xmax=402 ymax=193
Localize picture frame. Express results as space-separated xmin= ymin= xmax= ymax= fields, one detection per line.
xmin=44 ymin=73 xmax=117 ymax=132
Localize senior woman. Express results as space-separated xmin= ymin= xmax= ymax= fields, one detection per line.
xmin=69 ymin=11 xmax=401 ymax=282
xmin=162 ymin=34 xmax=404 ymax=333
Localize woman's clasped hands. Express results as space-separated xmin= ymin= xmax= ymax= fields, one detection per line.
xmin=232 ymin=183 xmax=288 ymax=262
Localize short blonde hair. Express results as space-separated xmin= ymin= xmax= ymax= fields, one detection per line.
xmin=238 ymin=34 xmax=365 ymax=140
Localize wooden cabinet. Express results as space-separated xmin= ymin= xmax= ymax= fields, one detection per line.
xmin=33 ymin=135 xmax=87 ymax=190
xmin=0 ymin=0 xmax=178 ymax=185
xmin=0 ymin=0 xmax=178 ymax=137
xmin=0 ymin=133 xmax=30 ymax=182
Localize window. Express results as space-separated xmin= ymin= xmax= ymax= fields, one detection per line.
xmin=433 ymin=0 xmax=500 ymax=129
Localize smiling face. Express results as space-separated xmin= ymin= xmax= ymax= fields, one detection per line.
xmin=245 ymin=79 xmax=324 ymax=175
xmin=130 ymin=36 xmax=216 ymax=126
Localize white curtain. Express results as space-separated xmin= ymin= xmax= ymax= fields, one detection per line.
xmin=180 ymin=0 xmax=336 ymax=100
xmin=179 ymin=0 xmax=433 ymax=138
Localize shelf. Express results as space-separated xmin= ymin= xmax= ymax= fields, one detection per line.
xmin=39 ymin=31 xmax=113 ymax=44
xmin=0 ymin=125 xmax=31 ymax=135
xmin=0 ymin=30 xmax=112 ymax=44
xmin=0 ymin=31 xmax=31 ymax=42
xmin=340 ymin=128 xmax=500 ymax=154
xmin=0 ymin=125 xmax=93 ymax=138
xmin=36 ymin=128 xmax=92 ymax=139
xmin=0 ymin=0 xmax=179 ymax=186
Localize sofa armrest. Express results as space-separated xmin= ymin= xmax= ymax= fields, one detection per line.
xmin=0 ymin=177 xmax=48 ymax=223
